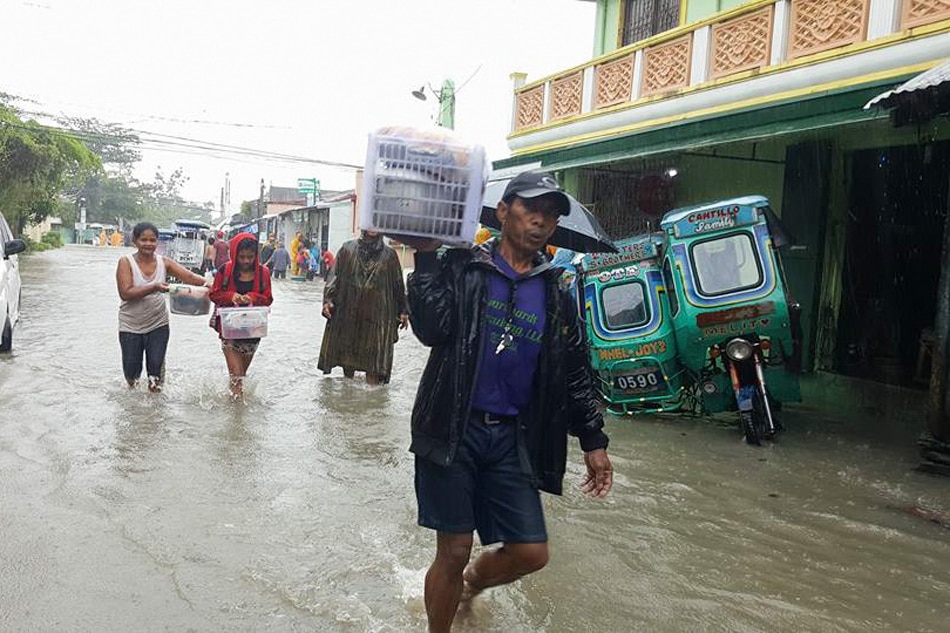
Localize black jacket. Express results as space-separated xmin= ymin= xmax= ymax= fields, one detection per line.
xmin=407 ymin=241 xmax=608 ymax=495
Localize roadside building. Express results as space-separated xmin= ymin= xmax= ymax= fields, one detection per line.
xmin=496 ymin=0 xmax=950 ymax=400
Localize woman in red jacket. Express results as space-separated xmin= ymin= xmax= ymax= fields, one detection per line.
xmin=209 ymin=232 xmax=273 ymax=397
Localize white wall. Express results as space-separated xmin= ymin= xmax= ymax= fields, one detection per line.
xmin=327 ymin=201 xmax=355 ymax=255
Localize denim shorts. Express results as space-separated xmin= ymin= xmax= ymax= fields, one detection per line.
xmin=415 ymin=412 xmax=547 ymax=545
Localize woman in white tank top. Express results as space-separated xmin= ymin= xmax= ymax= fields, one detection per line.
xmin=116 ymin=222 xmax=209 ymax=392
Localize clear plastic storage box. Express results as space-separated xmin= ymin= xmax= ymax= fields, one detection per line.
xmin=358 ymin=126 xmax=487 ymax=245
xmin=168 ymin=284 xmax=211 ymax=316
xmin=217 ymin=306 xmax=270 ymax=339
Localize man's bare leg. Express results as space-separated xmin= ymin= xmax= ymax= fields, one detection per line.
xmin=461 ymin=542 xmax=549 ymax=599
xmin=366 ymin=373 xmax=382 ymax=385
xmin=425 ymin=532 xmax=473 ymax=633
xmin=343 ymin=367 xmax=355 ymax=379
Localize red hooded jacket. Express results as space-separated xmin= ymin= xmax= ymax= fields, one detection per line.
xmin=209 ymin=232 xmax=273 ymax=311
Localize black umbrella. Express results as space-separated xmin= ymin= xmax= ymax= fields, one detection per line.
xmin=480 ymin=179 xmax=618 ymax=253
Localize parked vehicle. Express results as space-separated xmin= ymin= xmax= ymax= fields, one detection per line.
xmin=580 ymin=234 xmax=683 ymax=414
xmin=580 ymin=196 xmax=801 ymax=445
xmin=0 ymin=211 xmax=26 ymax=352
xmin=166 ymin=219 xmax=211 ymax=274
xmin=660 ymin=195 xmax=801 ymax=444
xmin=156 ymin=228 xmax=175 ymax=257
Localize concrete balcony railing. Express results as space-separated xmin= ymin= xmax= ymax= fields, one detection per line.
xmin=510 ymin=0 xmax=950 ymax=136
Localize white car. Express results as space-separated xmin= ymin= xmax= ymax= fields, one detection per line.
xmin=0 ymin=211 xmax=26 ymax=352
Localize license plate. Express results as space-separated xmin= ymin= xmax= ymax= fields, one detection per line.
xmin=613 ymin=369 xmax=664 ymax=393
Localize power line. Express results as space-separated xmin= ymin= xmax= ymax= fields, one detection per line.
xmin=0 ymin=117 xmax=362 ymax=170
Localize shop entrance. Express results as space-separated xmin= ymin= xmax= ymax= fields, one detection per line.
xmin=836 ymin=142 xmax=950 ymax=385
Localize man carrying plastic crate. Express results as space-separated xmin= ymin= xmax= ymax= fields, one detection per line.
xmin=404 ymin=171 xmax=613 ymax=633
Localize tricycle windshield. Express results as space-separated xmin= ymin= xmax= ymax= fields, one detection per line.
xmin=601 ymin=281 xmax=648 ymax=330
xmin=689 ymin=232 xmax=762 ymax=296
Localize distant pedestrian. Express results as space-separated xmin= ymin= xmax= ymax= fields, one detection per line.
xmin=116 ymin=221 xmax=209 ymax=392
xmin=209 ymin=232 xmax=273 ymax=397
xmin=321 ymin=248 xmax=335 ymax=280
xmin=202 ymin=236 xmax=215 ymax=274
xmin=212 ymin=231 xmax=230 ymax=270
xmin=318 ymin=231 xmax=407 ymax=384
xmin=308 ymin=242 xmax=321 ymax=281
xmin=290 ymin=231 xmax=303 ymax=276
xmin=260 ymin=234 xmax=276 ymax=277
xmin=266 ymin=241 xmax=291 ymax=279
xmin=297 ymin=241 xmax=313 ymax=279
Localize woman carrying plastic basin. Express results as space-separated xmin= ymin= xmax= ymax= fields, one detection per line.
xmin=116 ymin=221 xmax=210 ymax=393
xmin=209 ymin=232 xmax=273 ymax=397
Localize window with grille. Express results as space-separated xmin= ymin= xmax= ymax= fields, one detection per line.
xmin=622 ymin=0 xmax=680 ymax=46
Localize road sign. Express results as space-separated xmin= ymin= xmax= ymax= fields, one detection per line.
xmin=297 ymin=178 xmax=320 ymax=194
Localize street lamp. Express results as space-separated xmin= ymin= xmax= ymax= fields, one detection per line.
xmin=411 ymin=78 xmax=456 ymax=129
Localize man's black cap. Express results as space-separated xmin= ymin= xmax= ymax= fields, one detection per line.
xmin=502 ymin=171 xmax=571 ymax=215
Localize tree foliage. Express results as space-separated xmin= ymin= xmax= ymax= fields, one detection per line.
xmin=0 ymin=104 xmax=100 ymax=234
xmin=0 ymin=96 xmax=200 ymax=238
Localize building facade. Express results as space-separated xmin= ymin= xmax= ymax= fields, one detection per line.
xmin=497 ymin=0 xmax=950 ymax=395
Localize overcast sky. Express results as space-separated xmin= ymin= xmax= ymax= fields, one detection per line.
xmin=0 ymin=0 xmax=595 ymax=210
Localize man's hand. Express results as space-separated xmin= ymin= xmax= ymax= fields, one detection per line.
xmin=322 ymin=302 xmax=334 ymax=319
xmin=233 ymin=294 xmax=251 ymax=306
xmin=154 ymin=282 xmax=169 ymax=293
xmin=580 ymin=449 xmax=613 ymax=498
xmin=399 ymin=313 xmax=409 ymax=330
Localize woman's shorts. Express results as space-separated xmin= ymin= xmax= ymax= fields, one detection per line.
xmin=221 ymin=338 xmax=260 ymax=357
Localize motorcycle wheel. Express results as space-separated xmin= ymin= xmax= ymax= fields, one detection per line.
xmin=741 ymin=409 xmax=761 ymax=446
xmin=741 ymin=389 xmax=769 ymax=446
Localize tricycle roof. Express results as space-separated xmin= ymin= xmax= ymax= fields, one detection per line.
xmin=583 ymin=233 xmax=663 ymax=272
xmin=660 ymin=195 xmax=770 ymax=238
xmin=173 ymin=219 xmax=211 ymax=230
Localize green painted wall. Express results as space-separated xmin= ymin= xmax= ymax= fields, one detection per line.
xmin=673 ymin=139 xmax=788 ymax=215
xmin=685 ymin=0 xmax=749 ymax=23
xmin=594 ymin=0 xmax=624 ymax=55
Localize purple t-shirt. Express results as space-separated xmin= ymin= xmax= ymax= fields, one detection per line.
xmin=471 ymin=253 xmax=547 ymax=416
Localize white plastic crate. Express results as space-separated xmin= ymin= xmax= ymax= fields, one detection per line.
xmin=168 ymin=284 xmax=211 ymax=316
xmin=217 ymin=306 xmax=269 ymax=339
xmin=358 ymin=127 xmax=487 ymax=245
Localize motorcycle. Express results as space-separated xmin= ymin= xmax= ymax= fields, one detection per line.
xmin=659 ymin=195 xmax=802 ymax=444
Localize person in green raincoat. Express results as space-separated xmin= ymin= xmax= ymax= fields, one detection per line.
xmin=318 ymin=231 xmax=408 ymax=384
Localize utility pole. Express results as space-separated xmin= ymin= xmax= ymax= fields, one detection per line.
xmin=438 ymin=78 xmax=456 ymax=129
xmin=225 ymin=172 xmax=231 ymax=215
xmin=258 ymin=178 xmax=265 ymax=220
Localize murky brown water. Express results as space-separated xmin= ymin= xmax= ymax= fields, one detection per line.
xmin=1 ymin=245 xmax=949 ymax=632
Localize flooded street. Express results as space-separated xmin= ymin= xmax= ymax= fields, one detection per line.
xmin=2 ymin=245 xmax=950 ymax=632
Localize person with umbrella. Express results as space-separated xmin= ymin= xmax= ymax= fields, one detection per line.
xmin=403 ymin=170 xmax=613 ymax=633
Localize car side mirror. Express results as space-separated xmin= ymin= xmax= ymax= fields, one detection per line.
xmin=3 ymin=239 xmax=26 ymax=258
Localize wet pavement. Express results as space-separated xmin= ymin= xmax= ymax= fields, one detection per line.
xmin=1 ymin=245 xmax=949 ymax=632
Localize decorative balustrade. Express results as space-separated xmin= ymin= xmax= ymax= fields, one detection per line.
xmin=595 ymin=54 xmax=636 ymax=108
xmin=788 ymin=0 xmax=870 ymax=59
xmin=903 ymin=0 xmax=950 ymax=28
xmin=550 ymin=71 xmax=584 ymax=120
xmin=511 ymin=0 xmax=950 ymax=133
xmin=514 ymin=85 xmax=544 ymax=131
xmin=710 ymin=5 xmax=774 ymax=78
xmin=641 ymin=34 xmax=694 ymax=97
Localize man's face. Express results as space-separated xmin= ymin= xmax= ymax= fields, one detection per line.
xmin=363 ymin=230 xmax=381 ymax=241
xmin=236 ymin=248 xmax=256 ymax=270
xmin=496 ymin=195 xmax=561 ymax=254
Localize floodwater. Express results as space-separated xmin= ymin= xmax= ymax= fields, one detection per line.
xmin=1 ymin=245 xmax=949 ymax=632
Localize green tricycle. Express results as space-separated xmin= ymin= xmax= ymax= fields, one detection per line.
xmin=580 ymin=234 xmax=684 ymax=415
xmin=580 ymin=196 xmax=802 ymax=444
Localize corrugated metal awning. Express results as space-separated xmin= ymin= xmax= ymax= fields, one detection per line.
xmin=864 ymin=59 xmax=950 ymax=110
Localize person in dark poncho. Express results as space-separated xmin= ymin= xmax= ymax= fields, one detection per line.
xmin=318 ymin=231 xmax=408 ymax=384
